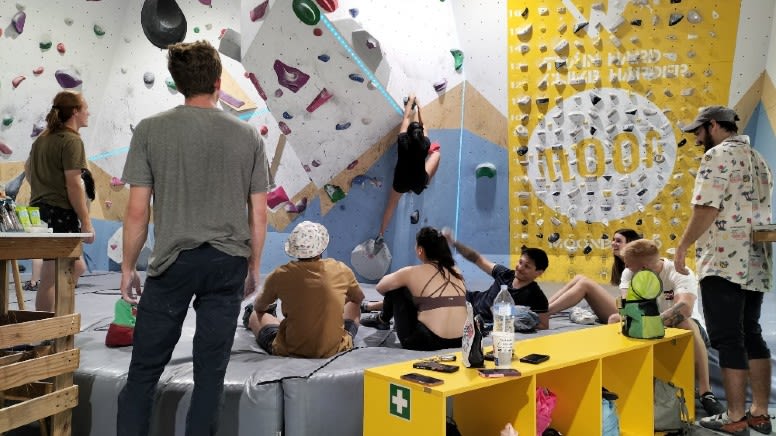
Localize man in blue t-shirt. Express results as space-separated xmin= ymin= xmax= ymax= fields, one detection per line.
xmin=444 ymin=232 xmax=549 ymax=330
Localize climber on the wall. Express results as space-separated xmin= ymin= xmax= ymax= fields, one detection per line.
xmin=377 ymin=93 xmax=441 ymax=240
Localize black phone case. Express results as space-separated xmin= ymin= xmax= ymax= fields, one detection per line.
xmin=413 ymin=361 xmax=460 ymax=373
xmin=519 ymin=354 xmax=550 ymax=364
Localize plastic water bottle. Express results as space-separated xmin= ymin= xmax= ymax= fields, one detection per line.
xmin=491 ymin=285 xmax=516 ymax=368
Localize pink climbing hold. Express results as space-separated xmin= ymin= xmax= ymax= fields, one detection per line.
xmin=199 ymin=0 xmax=212 ymax=6
xmin=347 ymin=160 xmax=358 ymax=170
xmin=246 ymin=72 xmax=267 ymax=100
xmin=306 ymin=88 xmax=332 ymax=113
xmin=278 ymin=121 xmax=291 ymax=135
xmin=267 ymin=186 xmax=290 ymax=209
xmin=57 ymin=42 xmax=66 ymax=54
xmin=110 ymin=177 xmax=124 ymax=187
xmin=33 ymin=66 xmax=44 ymax=75
xmin=250 ymin=1 xmax=269 ymax=21
xmin=12 ymin=11 xmax=26 ymax=34
xmin=315 ymin=0 xmax=337 ymax=13
xmin=12 ymin=76 xmax=26 ymax=89
xmin=273 ymin=60 xmax=310 ymax=93
xmin=0 ymin=141 xmax=12 ymax=156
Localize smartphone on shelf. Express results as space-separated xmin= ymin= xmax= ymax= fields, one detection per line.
xmin=477 ymin=368 xmax=521 ymax=378
xmin=413 ymin=360 xmax=460 ymax=373
xmin=519 ymin=353 xmax=550 ymax=364
xmin=401 ymin=372 xmax=445 ymax=386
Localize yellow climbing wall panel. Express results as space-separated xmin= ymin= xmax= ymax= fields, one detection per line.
xmin=507 ymin=1 xmax=741 ymax=283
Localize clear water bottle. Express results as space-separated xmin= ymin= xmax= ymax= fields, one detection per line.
xmin=491 ymin=285 xmax=516 ymax=368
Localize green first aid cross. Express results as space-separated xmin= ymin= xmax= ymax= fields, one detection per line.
xmin=389 ymin=384 xmax=410 ymax=420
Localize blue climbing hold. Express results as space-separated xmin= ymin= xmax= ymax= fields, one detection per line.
xmin=335 ymin=122 xmax=351 ymax=130
xmin=348 ymin=73 xmax=364 ymax=83
xmin=283 ymin=111 xmax=293 ymax=119
xmin=317 ymin=54 xmax=330 ymax=62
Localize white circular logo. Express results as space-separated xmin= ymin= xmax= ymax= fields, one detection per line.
xmin=522 ymin=88 xmax=676 ymax=222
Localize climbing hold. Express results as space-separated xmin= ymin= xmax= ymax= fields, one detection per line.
xmin=323 ymin=184 xmax=346 ymax=202
xmin=274 ymin=89 xmax=283 ymax=98
xmin=311 ymin=159 xmax=321 ymax=167
xmin=246 ymin=72 xmax=267 ymax=100
xmin=165 ymin=77 xmax=177 ymax=91
xmin=12 ymin=76 xmax=25 ymax=89
xmin=57 ymin=43 xmax=66 ymax=54
xmin=573 ymin=21 xmax=588 ymax=34
xmin=548 ymin=233 xmax=560 ymax=243
xmin=583 ymin=245 xmax=592 ymax=255
xmin=143 ymin=72 xmax=155 ymax=85
xmin=668 ymin=13 xmax=683 ymax=26
xmin=313 ymin=28 xmax=322 ymax=36
xmin=361 ymin=118 xmax=372 ymax=125
xmin=347 ymin=160 xmax=358 ymax=170
xmin=40 ymin=40 xmax=52 ymax=50
xmin=273 ymin=60 xmax=310 ymax=93
xmin=450 ymin=49 xmax=464 ymax=71
xmin=278 ymin=121 xmax=291 ymax=135
xmin=292 ymin=0 xmax=321 ymax=26
xmin=285 ymin=197 xmax=308 ymax=213
xmin=250 ymin=1 xmax=269 ymax=21
xmin=194 ymin=27 xmax=200 ymax=33
xmin=410 ymin=210 xmax=420 ymax=225
xmin=687 ymin=10 xmax=701 ymax=24
xmin=335 ymin=122 xmax=351 ymax=131
xmin=0 ymin=141 xmax=11 ymax=156
xmin=306 ymin=88 xmax=332 ymax=112
xmin=475 ymin=162 xmax=497 ymax=178
xmin=64 ymin=17 xmax=73 ymax=26
xmin=516 ymin=146 xmax=529 ymax=156
xmin=12 ymin=11 xmax=26 ymax=34
xmin=199 ymin=0 xmax=212 ymax=5
xmin=94 ymin=24 xmax=106 ymax=36
xmin=282 ymin=112 xmax=293 ymax=120
xmin=317 ymin=54 xmax=330 ymax=62
xmin=366 ymin=38 xmax=378 ymax=49
xmin=31 ymin=121 xmax=45 ymax=137
xmin=110 ymin=177 xmax=124 ymax=187
xmin=677 ymin=138 xmax=687 ymax=147
xmin=55 ymin=69 xmax=82 ymax=88
xmin=33 ymin=66 xmax=44 ymax=75
xmin=433 ymin=78 xmax=447 ymax=93
xmin=267 ymin=186 xmax=290 ymax=209
xmin=348 ymin=73 xmax=364 ymax=83
xmin=349 ymin=8 xmax=358 ymax=18
xmin=315 ymin=0 xmax=337 ymax=13
xmin=259 ymin=125 xmax=268 ymax=135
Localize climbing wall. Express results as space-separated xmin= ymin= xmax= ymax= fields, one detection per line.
xmin=507 ymin=0 xmax=741 ymax=283
xmin=239 ymin=0 xmax=464 ymax=218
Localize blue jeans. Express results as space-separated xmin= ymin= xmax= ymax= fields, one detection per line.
xmin=117 ymin=244 xmax=247 ymax=436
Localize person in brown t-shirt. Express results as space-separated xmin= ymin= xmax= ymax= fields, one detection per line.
xmin=245 ymin=221 xmax=365 ymax=358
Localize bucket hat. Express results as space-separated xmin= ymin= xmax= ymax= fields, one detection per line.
xmin=285 ymin=221 xmax=329 ymax=259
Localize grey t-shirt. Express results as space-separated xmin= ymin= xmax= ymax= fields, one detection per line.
xmin=122 ymin=105 xmax=273 ymax=276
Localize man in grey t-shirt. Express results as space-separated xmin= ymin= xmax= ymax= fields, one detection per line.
xmin=117 ymin=40 xmax=273 ymax=436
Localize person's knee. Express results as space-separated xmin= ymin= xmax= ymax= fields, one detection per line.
xmin=607 ymin=314 xmax=621 ymax=324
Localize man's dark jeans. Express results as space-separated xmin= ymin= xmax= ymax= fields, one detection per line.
xmin=117 ymin=244 xmax=247 ymax=436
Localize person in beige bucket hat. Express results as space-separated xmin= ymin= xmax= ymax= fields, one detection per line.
xmin=284 ymin=220 xmax=330 ymax=259
xmin=244 ymin=221 xmax=365 ymax=358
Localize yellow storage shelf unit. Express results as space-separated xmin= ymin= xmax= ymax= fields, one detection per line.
xmin=364 ymin=324 xmax=693 ymax=436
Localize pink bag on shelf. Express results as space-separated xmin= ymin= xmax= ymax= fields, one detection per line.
xmin=536 ymin=386 xmax=557 ymax=435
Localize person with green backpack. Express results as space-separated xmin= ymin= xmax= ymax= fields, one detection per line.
xmin=610 ymin=239 xmax=725 ymax=417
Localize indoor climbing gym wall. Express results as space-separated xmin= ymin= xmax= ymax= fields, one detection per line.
xmin=507 ymin=0 xmax=741 ymax=283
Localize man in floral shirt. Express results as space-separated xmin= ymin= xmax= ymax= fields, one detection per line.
xmin=675 ymin=106 xmax=772 ymax=436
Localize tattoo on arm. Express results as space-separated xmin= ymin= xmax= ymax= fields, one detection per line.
xmin=661 ymin=302 xmax=687 ymax=327
xmin=453 ymin=241 xmax=481 ymax=264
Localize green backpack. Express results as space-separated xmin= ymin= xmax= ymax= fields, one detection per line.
xmin=619 ymin=270 xmax=665 ymax=339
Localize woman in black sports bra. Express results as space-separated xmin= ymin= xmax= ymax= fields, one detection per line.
xmin=361 ymin=227 xmax=467 ymax=351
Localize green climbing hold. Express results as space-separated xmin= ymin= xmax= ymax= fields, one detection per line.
xmin=475 ymin=162 xmax=497 ymax=178
xmin=323 ymin=183 xmax=346 ymax=202
xmin=39 ymin=40 xmax=52 ymax=50
xmin=165 ymin=77 xmax=177 ymax=91
xmin=2 ymin=117 xmax=14 ymax=127
xmin=450 ymin=49 xmax=464 ymax=72
xmin=194 ymin=27 xmax=200 ymax=33
xmin=293 ymin=0 xmax=321 ymax=26
xmin=94 ymin=24 xmax=105 ymax=36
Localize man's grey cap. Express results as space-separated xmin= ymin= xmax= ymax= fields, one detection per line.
xmin=681 ymin=106 xmax=739 ymax=132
